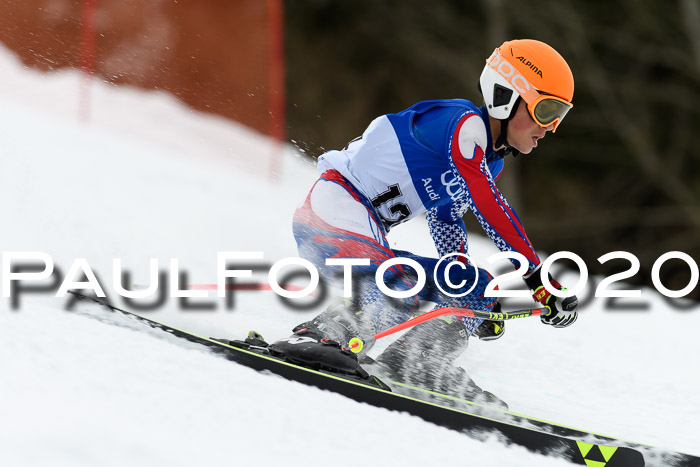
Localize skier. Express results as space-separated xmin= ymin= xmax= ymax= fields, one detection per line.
xmin=273 ymin=39 xmax=579 ymax=404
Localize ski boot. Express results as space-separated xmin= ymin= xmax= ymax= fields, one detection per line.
xmin=370 ymin=316 xmax=508 ymax=410
xmin=269 ymin=299 xmax=371 ymax=377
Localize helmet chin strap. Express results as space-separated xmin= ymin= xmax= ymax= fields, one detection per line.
xmin=495 ymin=97 xmax=521 ymax=158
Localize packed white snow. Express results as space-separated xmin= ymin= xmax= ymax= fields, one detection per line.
xmin=0 ymin=45 xmax=698 ymax=465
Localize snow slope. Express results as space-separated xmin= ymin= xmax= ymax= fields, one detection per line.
xmin=0 ymin=46 xmax=698 ymax=465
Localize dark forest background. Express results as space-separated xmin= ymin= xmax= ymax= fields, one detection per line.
xmin=285 ymin=0 xmax=700 ymax=298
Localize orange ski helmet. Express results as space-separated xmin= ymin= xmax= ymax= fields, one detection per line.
xmin=479 ymin=39 xmax=574 ymax=132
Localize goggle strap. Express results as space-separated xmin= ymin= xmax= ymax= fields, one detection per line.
xmin=486 ymin=51 xmax=540 ymax=105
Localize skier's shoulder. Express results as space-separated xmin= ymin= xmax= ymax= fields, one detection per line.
xmin=453 ymin=112 xmax=489 ymax=155
xmin=391 ymin=99 xmax=487 ymax=155
xmin=420 ymin=100 xmax=488 ymax=150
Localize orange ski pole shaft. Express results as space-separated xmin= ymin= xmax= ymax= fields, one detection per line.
xmin=348 ymin=306 xmax=544 ymax=353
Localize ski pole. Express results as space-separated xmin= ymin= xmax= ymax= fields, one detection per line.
xmin=348 ymin=305 xmax=545 ymax=353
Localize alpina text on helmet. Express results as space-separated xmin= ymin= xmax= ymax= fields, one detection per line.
xmin=515 ymin=56 xmax=543 ymax=78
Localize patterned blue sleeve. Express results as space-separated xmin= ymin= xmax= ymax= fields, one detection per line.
xmin=426 ymin=196 xmax=470 ymax=257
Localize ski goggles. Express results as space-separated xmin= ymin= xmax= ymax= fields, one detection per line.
xmin=486 ymin=51 xmax=572 ymax=131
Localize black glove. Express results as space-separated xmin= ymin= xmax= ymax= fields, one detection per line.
xmin=473 ymin=302 xmax=505 ymax=341
xmin=524 ymin=266 xmax=578 ymax=328
xmin=473 ymin=319 xmax=505 ymax=340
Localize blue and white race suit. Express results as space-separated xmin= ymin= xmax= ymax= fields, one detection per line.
xmin=293 ymin=99 xmax=540 ymax=336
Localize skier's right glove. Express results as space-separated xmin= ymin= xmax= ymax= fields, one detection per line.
xmin=524 ymin=266 xmax=578 ymax=328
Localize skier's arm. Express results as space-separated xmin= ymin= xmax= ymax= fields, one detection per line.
xmin=448 ymin=112 xmax=540 ymax=272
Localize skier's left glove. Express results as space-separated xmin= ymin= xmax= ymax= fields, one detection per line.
xmin=473 ymin=302 xmax=505 ymax=341
xmin=524 ymin=266 xmax=578 ymax=328
xmin=473 ymin=319 xmax=505 ymax=341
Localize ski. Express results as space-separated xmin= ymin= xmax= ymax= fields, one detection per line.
xmin=65 ymin=292 xmax=699 ymax=467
